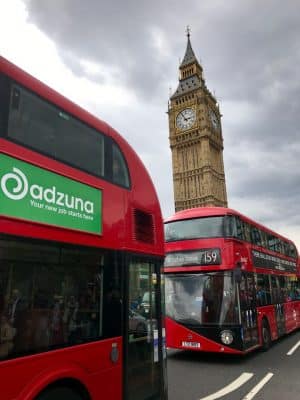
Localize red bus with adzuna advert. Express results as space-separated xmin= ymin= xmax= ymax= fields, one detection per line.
xmin=0 ymin=56 xmax=167 ymax=400
xmin=164 ymin=206 xmax=300 ymax=354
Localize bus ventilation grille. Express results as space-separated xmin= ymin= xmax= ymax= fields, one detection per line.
xmin=133 ymin=209 xmax=155 ymax=244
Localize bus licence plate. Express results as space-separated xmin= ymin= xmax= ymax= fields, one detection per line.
xmin=182 ymin=341 xmax=201 ymax=348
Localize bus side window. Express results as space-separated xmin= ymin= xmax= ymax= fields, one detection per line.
xmin=256 ymin=274 xmax=267 ymax=306
xmin=251 ymin=227 xmax=262 ymax=247
xmin=225 ymin=215 xmax=237 ymax=237
xmin=264 ymin=276 xmax=272 ymax=305
xmin=283 ymin=241 xmax=290 ymax=257
xmin=268 ymin=235 xmax=281 ymax=253
xmin=278 ymin=276 xmax=288 ymax=302
xmin=271 ymin=276 xmax=282 ymax=304
xmin=289 ymin=243 xmax=297 ymax=259
xmin=0 ymin=75 xmax=10 ymax=138
xmin=243 ymin=223 xmax=251 ymax=243
xmin=235 ymin=217 xmax=244 ymax=240
xmin=260 ymin=230 xmax=267 ymax=249
xmin=295 ymin=278 xmax=300 ymax=299
xmin=287 ymin=277 xmax=297 ymax=301
xmin=112 ymin=143 xmax=130 ymax=188
xmin=267 ymin=235 xmax=276 ymax=252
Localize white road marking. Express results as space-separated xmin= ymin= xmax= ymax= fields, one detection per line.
xmin=242 ymin=373 xmax=274 ymax=400
xmin=287 ymin=339 xmax=300 ymax=355
xmin=198 ymin=372 xmax=254 ymax=400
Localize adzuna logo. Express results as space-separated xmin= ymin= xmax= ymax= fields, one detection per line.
xmin=1 ymin=167 xmax=28 ymax=200
xmin=1 ymin=166 xmax=94 ymax=214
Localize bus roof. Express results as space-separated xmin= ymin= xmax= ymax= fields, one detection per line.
xmin=165 ymin=206 xmax=295 ymax=245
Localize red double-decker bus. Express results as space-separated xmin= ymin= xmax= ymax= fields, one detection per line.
xmin=164 ymin=206 xmax=300 ymax=354
xmin=0 ymin=56 xmax=167 ymax=400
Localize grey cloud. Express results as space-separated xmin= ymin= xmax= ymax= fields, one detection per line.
xmin=22 ymin=0 xmax=300 ymax=245
xmin=24 ymin=0 xmax=182 ymax=99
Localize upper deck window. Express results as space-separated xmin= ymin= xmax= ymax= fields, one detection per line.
xmin=250 ymin=227 xmax=263 ymax=246
xmin=288 ymin=243 xmax=297 ymax=259
xmin=7 ymin=84 xmax=105 ymax=178
xmin=0 ymin=75 xmax=130 ymax=189
xmin=267 ymin=234 xmax=281 ymax=253
xmin=112 ymin=143 xmax=130 ymax=187
xmin=233 ymin=217 xmax=245 ymax=240
xmin=164 ymin=216 xmax=224 ymax=242
xmin=228 ymin=216 xmax=298 ymax=259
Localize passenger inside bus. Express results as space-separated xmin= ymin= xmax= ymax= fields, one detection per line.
xmin=0 ymin=314 xmax=16 ymax=358
xmin=256 ymin=285 xmax=267 ymax=306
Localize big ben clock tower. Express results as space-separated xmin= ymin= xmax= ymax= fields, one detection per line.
xmin=168 ymin=29 xmax=228 ymax=212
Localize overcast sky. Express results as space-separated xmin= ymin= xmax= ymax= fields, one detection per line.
xmin=1 ymin=0 xmax=300 ymax=248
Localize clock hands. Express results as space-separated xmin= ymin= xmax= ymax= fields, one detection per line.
xmin=176 ymin=108 xmax=196 ymax=130
xmin=182 ymin=114 xmax=193 ymax=122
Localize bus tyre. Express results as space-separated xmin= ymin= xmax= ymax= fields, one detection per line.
xmin=261 ymin=320 xmax=271 ymax=351
xmin=36 ymin=386 xmax=84 ymax=400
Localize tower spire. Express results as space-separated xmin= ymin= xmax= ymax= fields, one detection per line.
xmin=186 ymin=25 xmax=191 ymax=38
xmin=180 ymin=26 xmax=198 ymax=68
xmin=170 ymin=28 xmax=203 ymax=100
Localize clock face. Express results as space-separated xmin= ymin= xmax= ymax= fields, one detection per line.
xmin=209 ymin=109 xmax=219 ymax=130
xmin=176 ymin=108 xmax=196 ymax=130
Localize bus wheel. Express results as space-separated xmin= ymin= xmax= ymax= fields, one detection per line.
xmin=36 ymin=386 xmax=85 ymax=400
xmin=261 ymin=319 xmax=271 ymax=351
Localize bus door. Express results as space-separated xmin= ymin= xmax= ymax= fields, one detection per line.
xmin=271 ymin=276 xmax=285 ymax=337
xmin=239 ymin=273 xmax=259 ymax=349
xmin=126 ymin=258 xmax=162 ymax=400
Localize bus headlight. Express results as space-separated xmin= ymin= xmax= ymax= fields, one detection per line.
xmin=220 ymin=330 xmax=233 ymax=345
